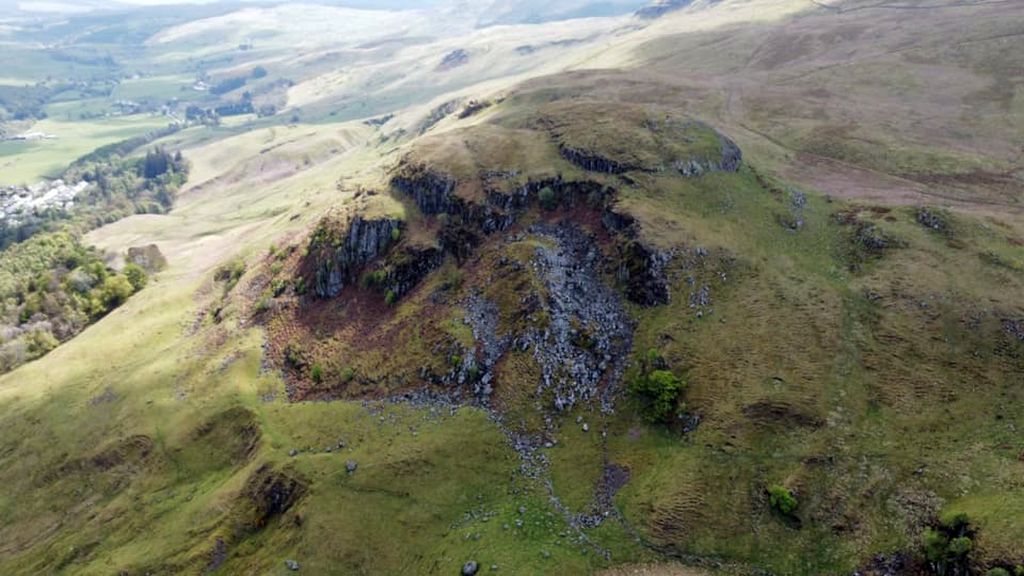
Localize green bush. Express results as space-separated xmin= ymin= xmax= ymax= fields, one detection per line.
xmin=340 ymin=366 xmax=355 ymax=383
xmin=922 ymin=528 xmax=948 ymax=562
xmin=538 ymin=187 xmax=557 ymax=211
xmin=922 ymin=516 xmax=975 ymax=575
xmin=385 ymin=290 xmax=397 ymax=306
xmin=123 ymin=263 xmax=148 ymax=291
xmin=311 ymin=363 xmax=324 ymax=384
xmin=362 ymin=269 xmax=387 ymax=288
xmin=215 ymin=259 xmax=246 ymax=291
xmin=100 ymin=275 xmax=135 ymax=307
xmin=948 ymin=536 xmax=973 ymax=556
xmin=768 ymin=485 xmax=798 ymax=515
xmin=629 ymin=368 xmax=683 ymax=422
xmin=255 ymin=296 xmax=272 ymax=314
xmin=985 ymin=568 xmax=1011 ymax=576
xmin=390 ymin=228 xmax=401 ymax=242
xmin=25 ymin=329 xmax=59 ymax=356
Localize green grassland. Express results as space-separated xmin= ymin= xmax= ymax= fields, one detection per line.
xmin=0 ymin=0 xmax=1022 ymax=574
xmin=0 ymin=115 xmax=172 ymax=185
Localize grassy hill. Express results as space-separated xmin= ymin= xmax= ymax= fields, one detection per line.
xmin=0 ymin=0 xmax=1022 ymax=575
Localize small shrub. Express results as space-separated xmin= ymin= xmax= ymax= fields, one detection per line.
xmin=310 ymin=363 xmax=324 ymax=384
xmin=440 ymin=266 xmax=464 ymax=292
xmin=645 ymin=348 xmax=666 ymax=370
xmin=123 ymin=263 xmax=148 ymax=291
xmin=340 ymin=366 xmax=355 ymax=383
xmin=255 ymin=296 xmax=271 ymax=314
xmin=283 ymin=344 xmax=305 ymax=369
xmin=986 ymin=568 xmax=1011 ymax=576
xmin=385 ymin=290 xmax=397 ymax=306
xmin=363 ymin=269 xmax=387 ymax=288
xmin=629 ymin=368 xmax=683 ymax=423
xmin=768 ymin=485 xmax=798 ymax=516
xmin=215 ymin=259 xmax=246 ymax=291
xmin=947 ymin=536 xmax=973 ymax=557
xmin=390 ymin=228 xmax=401 ymax=242
xmin=538 ymin=187 xmax=557 ymax=211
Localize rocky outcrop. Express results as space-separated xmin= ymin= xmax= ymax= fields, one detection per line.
xmin=378 ymin=247 xmax=445 ymax=299
xmin=458 ymin=100 xmax=492 ymax=119
xmin=437 ymin=49 xmax=469 ymax=71
xmin=916 ymin=207 xmax=950 ymax=235
xmin=672 ymin=133 xmax=742 ymax=176
xmin=310 ymin=216 xmax=401 ymax=298
xmin=456 ymin=223 xmax=635 ymax=411
xmin=394 ymin=165 xmax=614 ymax=234
xmin=527 ymin=223 xmax=634 ymax=412
xmin=562 ymin=134 xmax=741 ymax=177
xmin=393 ymin=160 xmax=673 ymax=307
xmin=127 ymin=244 xmax=167 ymax=272
xmin=1005 ymin=319 xmax=1024 ymax=343
xmin=601 ymin=206 xmax=672 ymax=307
xmin=614 ymin=238 xmax=672 ymax=306
xmin=236 ymin=464 xmax=306 ymax=534
xmin=418 ymin=100 xmax=460 ymax=134
xmin=719 ymin=134 xmax=743 ymax=172
xmin=392 ymin=164 xmax=457 ymax=215
xmin=559 ymin=145 xmax=635 ymax=174
xmin=600 ymin=207 xmax=637 ymax=235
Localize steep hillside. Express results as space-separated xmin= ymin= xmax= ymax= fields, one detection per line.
xmin=251 ymin=72 xmax=1024 ymax=574
xmin=0 ymin=0 xmax=1021 ymax=575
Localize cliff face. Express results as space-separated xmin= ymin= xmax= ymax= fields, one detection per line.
xmin=674 ymin=134 xmax=742 ymax=176
xmin=309 ymin=216 xmax=402 ymax=298
xmin=391 ymin=160 xmax=675 ymax=307
xmin=391 ymin=164 xmax=457 ymax=215
xmin=306 ymin=102 xmax=744 ymax=311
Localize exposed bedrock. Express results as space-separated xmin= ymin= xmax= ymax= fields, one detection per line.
xmin=379 ymin=246 xmax=445 ymax=299
xmin=559 ymin=145 xmax=636 ymax=174
xmin=310 ymin=216 xmax=402 ymax=298
xmin=528 ymin=222 xmax=634 ymax=412
xmin=559 ymin=129 xmax=742 ymax=177
xmin=615 ymin=238 xmax=672 ymax=306
xmin=391 ymin=164 xmax=457 ymax=215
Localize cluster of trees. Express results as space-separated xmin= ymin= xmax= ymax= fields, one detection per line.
xmin=1 ymin=145 xmax=188 ymax=249
xmin=209 ymin=76 xmax=248 ymax=96
xmin=0 ymin=85 xmax=53 ymax=121
xmin=0 ymin=82 xmax=115 ymax=122
xmin=0 ymin=138 xmax=189 ymax=373
xmin=0 ymin=232 xmax=147 ymax=373
xmin=208 ymin=67 xmax=268 ymax=96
